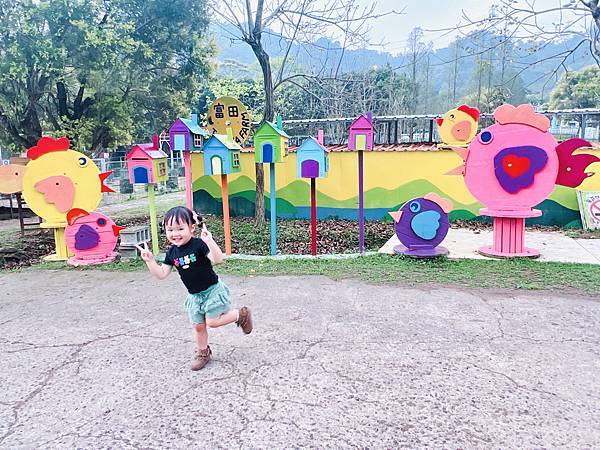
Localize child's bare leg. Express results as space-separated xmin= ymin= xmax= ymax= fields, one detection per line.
xmin=206 ymin=309 xmax=239 ymax=328
xmin=193 ymin=322 xmax=208 ymax=350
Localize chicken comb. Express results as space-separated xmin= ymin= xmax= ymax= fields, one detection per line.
xmin=494 ymin=104 xmax=550 ymax=132
xmin=27 ymin=136 xmax=70 ymax=160
xmin=66 ymin=208 xmax=89 ymax=226
xmin=457 ymin=104 xmax=480 ymax=121
xmin=424 ymin=192 xmax=453 ymax=213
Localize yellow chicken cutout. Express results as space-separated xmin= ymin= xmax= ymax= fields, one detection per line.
xmin=22 ymin=137 xmax=113 ymax=228
xmin=436 ymin=104 xmax=480 ymax=148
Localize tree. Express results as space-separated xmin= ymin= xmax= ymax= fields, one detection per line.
xmin=0 ymin=0 xmax=213 ymax=153
xmin=549 ymin=66 xmax=600 ymax=109
xmin=207 ymin=0 xmax=399 ymax=226
xmin=448 ymin=1 xmax=600 ymax=97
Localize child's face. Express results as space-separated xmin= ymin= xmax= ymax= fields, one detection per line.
xmin=165 ymin=219 xmax=195 ymax=247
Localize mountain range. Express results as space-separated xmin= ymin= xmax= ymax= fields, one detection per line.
xmin=213 ymin=23 xmax=594 ymax=99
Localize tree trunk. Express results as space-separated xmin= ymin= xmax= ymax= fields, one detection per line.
xmin=250 ymin=40 xmax=275 ymax=227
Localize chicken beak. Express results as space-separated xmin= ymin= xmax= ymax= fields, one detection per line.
xmin=112 ymin=224 xmax=124 ymax=236
xmin=436 ymin=118 xmax=443 ymax=126
xmin=445 ymin=165 xmax=466 ymax=176
xmin=388 ymin=210 xmax=403 ymax=223
xmin=99 ymin=171 xmax=114 ymax=193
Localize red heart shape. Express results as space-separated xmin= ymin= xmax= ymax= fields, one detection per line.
xmin=502 ymin=155 xmax=531 ymax=178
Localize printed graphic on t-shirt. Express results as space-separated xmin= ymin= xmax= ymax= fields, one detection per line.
xmin=173 ymin=253 xmax=197 ymax=269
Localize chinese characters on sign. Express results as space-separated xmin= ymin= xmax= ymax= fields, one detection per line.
xmin=206 ymin=96 xmax=252 ymax=145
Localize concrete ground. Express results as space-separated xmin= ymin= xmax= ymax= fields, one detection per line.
xmin=380 ymin=228 xmax=600 ymax=264
xmin=1 ymin=270 xmax=599 ymax=448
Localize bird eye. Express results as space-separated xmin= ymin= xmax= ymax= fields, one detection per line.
xmin=478 ymin=131 xmax=493 ymax=144
xmin=449 ymin=114 xmax=455 ymax=120
xmin=78 ymin=156 xmax=88 ymax=167
xmin=97 ymin=218 xmax=107 ymax=226
xmin=409 ymin=201 xmax=421 ymax=213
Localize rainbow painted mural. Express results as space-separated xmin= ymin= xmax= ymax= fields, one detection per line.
xmin=191 ymin=148 xmax=600 ymax=227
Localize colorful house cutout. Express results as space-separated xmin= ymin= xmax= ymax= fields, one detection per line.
xmin=126 ymin=136 xmax=168 ymax=184
xmin=202 ymin=129 xmax=242 ymax=176
xmin=168 ymin=113 xmax=209 ymax=153
xmin=348 ymin=112 xmax=374 ymax=151
xmin=253 ymin=116 xmax=289 ymax=163
xmin=296 ymin=133 xmax=329 ymax=179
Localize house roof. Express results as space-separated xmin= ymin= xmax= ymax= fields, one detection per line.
xmin=297 ymin=136 xmax=329 ymax=153
xmin=256 ymin=121 xmax=290 ymax=138
xmin=179 ymin=118 xmax=209 ymax=136
xmin=130 ymin=143 xmax=168 ymax=159
xmin=349 ymin=114 xmax=374 ymax=131
xmin=206 ymin=134 xmax=242 ymax=150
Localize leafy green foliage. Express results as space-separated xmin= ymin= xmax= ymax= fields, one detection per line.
xmin=549 ymin=66 xmax=600 ymax=109
xmin=0 ymin=0 xmax=214 ymax=153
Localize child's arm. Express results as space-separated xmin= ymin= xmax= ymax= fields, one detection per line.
xmin=135 ymin=242 xmax=172 ymax=279
xmin=200 ymin=224 xmax=225 ymax=264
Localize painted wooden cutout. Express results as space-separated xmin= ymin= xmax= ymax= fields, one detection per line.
xmin=297 ymin=130 xmax=329 ymax=255
xmin=296 ymin=131 xmax=329 ymax=179
xmin=254 ymin=115 xmax=289 ymax=255
xmin=0 ymin=164 xmax=27 ymax=194
xmin=126 ymin=135 xmax=168 ymax=255
xmin=65 ymin=208 xmax=123 ymax=265
xmin=127 ymin=135 xmax=169 ymax=184
xmin=202 ymin=128 xmax=242 ymax=176
xmin=348 ymin=113 xmax=374 ymax=151
xmin=348 ymin=112 xmax=374 ymax=253
xmin=201 ymin=127 xmax=240 ymax=255
xmin=169 ymin=114 xmax=208 ymax=209
xmin=253 ymin=116 xmax=289 ymax=163
xmin=389 ymin=192 xmax=453 ymax=257
xmin=21 ymin=136 xmax=113 ymax=261
xmin=22 ymin=137 xmax=113 ymax=227
xmin=436 ymin=104 xmax=480 ymax=147
xmin=449 ymin=103 xmax=600 ymax=258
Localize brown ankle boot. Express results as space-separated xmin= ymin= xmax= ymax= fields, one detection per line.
xmin=191 ymin=346 xmax=211 ymax=371
xmin=236 ymin=307 xmax=253 ymax=334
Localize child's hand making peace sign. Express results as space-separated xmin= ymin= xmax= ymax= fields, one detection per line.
xmin=200 ymin=223 xmax=213 ymax=243
xmin=134 ymin=242 xmax=154 ymax=262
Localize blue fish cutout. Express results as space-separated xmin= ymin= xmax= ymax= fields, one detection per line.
xmin=410 ymin=210 xmax=441 ymax=240
xmin=75 ymin=224 xmax=100 ymax=250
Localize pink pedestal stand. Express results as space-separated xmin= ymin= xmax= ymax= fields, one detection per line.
xmin=478 ymin=208 xmax=542 ymax=258
xmin=67 ymin=251 xmax=119 ymax=266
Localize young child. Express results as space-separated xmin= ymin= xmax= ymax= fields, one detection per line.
xmin=136 ymin=206 xmax=252 ymax=371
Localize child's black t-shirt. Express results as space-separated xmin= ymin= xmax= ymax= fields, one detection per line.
xmin=163 ymin=237 xmax=218 ymax=294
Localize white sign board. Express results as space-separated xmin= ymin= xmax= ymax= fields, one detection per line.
xmin=576 ymin=190 xmax=600 ymax=230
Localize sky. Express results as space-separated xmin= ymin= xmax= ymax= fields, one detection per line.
xmin=359 ymin=0 xmax=570 ymax=53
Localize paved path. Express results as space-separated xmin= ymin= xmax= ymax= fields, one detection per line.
xmin=380 ymin=228 xmax=600 ymax=264
xmin=1 ymin=270 xmax=599 ymax=448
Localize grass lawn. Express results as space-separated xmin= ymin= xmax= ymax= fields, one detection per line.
xmin=35 ymin=253 xmax=600 ymax=294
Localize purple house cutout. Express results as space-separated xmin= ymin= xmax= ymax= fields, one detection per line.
xmin=348 ymin=112 xmax=374 ymax=151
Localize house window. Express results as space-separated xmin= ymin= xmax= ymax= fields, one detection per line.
xmin=232 ymin=152 xmax=240 ymax=168
xmin=193 ymin=134 xmax=202 ymax=147
xmin=158 ymin=162 xmax=166 ymax=177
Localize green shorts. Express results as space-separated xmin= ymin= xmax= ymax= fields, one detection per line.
xmin=185 ymin=280 xmax=231 ymax=325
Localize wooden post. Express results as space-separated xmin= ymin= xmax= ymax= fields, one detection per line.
xmin=270 ymin=162 xmax=277 ymax=256
xmin=184 ymin=151 xmax=192 ymax=210
xmin=358 ymin=149 xmax=364 ymax=254
xmin=148 ymin=184 xmax=159 ymax=255
xmin=311 ymin=177 xmax=317 ymax=256
xmin=221 ymin=174 xmax=231 ymax=256
xmin=16 ymin=192 xmax=25 ymax=236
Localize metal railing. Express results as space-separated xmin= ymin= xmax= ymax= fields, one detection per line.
xmin=276 ymin=109 xmax=600 ymax=146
